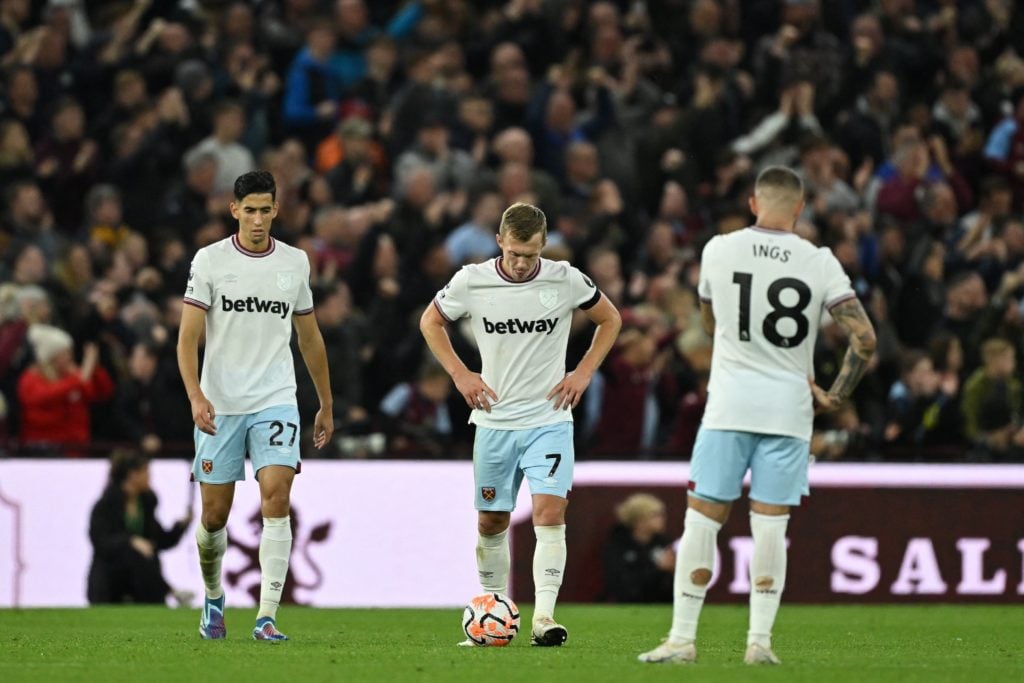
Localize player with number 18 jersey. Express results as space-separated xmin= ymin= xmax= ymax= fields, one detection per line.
xmin=698 ymin=227 xmax=855 ymax=442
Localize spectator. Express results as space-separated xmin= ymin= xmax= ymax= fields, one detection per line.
xmin=83 ymin=184 xmax=133 ymax=252
xmin=445 ymin=191 xmax=502 ymax=266
xmin=883 ymin=350 xmax=961 ymax=458
xmin=590 ymin=325 xmax=670 ymax=458
xmin=322 ymin=117 xmax=388 ymax=204
xmin=187 ymin=100 xmax=256 ymax=197
xmin=378 ymin=361 xmax=453 ymax=457
xmin=601 ymin=493 xmax=674 ymax=603
xmin=348 ymin=36 xmax=400 ymax=118
xmin=34 ymin=96 xmax=100 ymax=233
xmin=162 ymin=149 xmax=219 ymax=245
xmin=87 ymin=450 xmax=193 ymax=605
xmin=17 ymin=324 xmax=114 ymax=452
xmin=295 ymin=281 xmax=367 ymax=457
xmin=282 ymin=23 xmax=341 ymax=152
xmin=961 ymin=338 xmax=1024 ymax=461
xmin=2 ymin=179 xmax=58 ymax=260
xmin=111 ymin=342 xmax=192 ymax=455
xmin=0 ymin=117 xmax=33 ymax=188
xmin=394 ymin=111 xmax=476 ymax=196
xmin=330 ymin=0 xmax=424 ymax=91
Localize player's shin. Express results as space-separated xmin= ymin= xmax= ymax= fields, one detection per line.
xmin=669 ymin=508 xmax=722 ymax=644
xmin=748 ymin=512 xmax=789 ymax=648
xmin=257 ymin=516 xmax=292 ymax=621
xmin=195 ymin=524 xmax=227 ymax=599
xmin=532 ymin=525 xmax=566 ymax=620
xmin=476 ymin=528 xmax=510 ymax=594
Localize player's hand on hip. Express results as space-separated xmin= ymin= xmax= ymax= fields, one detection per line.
xmin=313 ymin=407 xmax=334 ymax=449
xmin=191 ymin=396 xmax=217 ymax=435
xmin=454 ymin=371 xmax=498 ymax=412
xmin=808 ymin=377 xmax=841 ymax=414
xmin=548 ymin=370 xmax=591 ymax=411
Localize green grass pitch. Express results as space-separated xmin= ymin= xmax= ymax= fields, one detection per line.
xmin=2 ymin=605 xmax=1021 ymax=682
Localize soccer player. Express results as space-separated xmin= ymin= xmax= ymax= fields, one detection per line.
xmin=638 ymin=166 xmax=876 ymax=665
xmin=420 ymin=202 xmax=621 ymax=646
xmin=177 ymin=170 xmax=334 ymax=642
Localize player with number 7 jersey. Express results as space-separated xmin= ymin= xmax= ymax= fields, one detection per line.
xmin=421 ymin=202 xmax=621 ymax=647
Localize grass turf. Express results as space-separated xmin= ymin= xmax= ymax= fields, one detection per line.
xmin=2 ymin=605 xmax=1021 ymax=682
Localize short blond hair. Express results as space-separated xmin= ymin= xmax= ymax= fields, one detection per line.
xmin=755 ymin=165 xmax=804 ymax=207
xmin=615 ymin=493 xmax=666 ymax=527
xmin=499 ymin=202 xmax=547 ymax=242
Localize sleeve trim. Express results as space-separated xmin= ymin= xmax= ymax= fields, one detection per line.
xmin=825 ymin=293 xmax=858 ymax=310
xmin=294 ymin=307 xmax=314 ymax=316
xmin=699 ymin=296 xmax=712 ymax=304
xmin=433 ymin=298 xmax=456 ymax=323
xmin=183 ymin=297 xmax=210 ymax=310
xmin=579 ymin=289 xmax=601 ymax=310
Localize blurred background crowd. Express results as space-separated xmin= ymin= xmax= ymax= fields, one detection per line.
xmin=1 ymin=0 xmax=1024 ymax=463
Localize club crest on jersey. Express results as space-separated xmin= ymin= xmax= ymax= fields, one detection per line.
xmin=277 ymin=272 xmax=296 ymax=291
xmin=201 ymin=459 xmax=213 ymax=474
xmin=538 ymin=288 xmax=558 ymax=309
xmin=481 ymin=487 xmax=496 ymax=501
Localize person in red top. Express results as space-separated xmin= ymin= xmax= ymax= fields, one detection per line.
xmin=17 ymin=323 xmax=114 ymax=452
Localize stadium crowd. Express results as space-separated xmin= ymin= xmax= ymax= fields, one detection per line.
xmin=1 ymin=0 xmax=1023 ymax=462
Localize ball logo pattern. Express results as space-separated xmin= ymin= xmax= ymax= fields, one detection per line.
xmin=462 ymin=592 xmax=520 ymax=646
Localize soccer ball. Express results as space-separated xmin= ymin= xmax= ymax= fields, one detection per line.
xmin=462 ymin=592 xmax=520 ymax=646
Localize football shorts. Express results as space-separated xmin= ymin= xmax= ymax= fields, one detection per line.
xmin=688 ymin=427 xmax=809 ymax=506
xmin=473 ymin=422 xmax=575 ymax=511
xmin=192 ymin=404 xmax=302 ymax=484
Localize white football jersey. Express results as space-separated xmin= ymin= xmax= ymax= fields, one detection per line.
xmin=184 ymin=235 xmax=314 ymax=414
xmin=434 ymin=256 xmax=601 ymax=429
xmin=699 ymin=227 xmax=855 ymax=441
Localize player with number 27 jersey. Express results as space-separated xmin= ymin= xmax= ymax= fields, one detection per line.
xmin=698 ymin=227 xmax=854 ymax=442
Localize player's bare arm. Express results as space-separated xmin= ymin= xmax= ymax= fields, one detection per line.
xmin=176 ymin=302 xmax=217 ymax=435
xmin=547 ymin=293 xmax=621 ymax=410
xmin=810 ymin=297 xmax=877 ymax=414
xmin=293 ymin=312 xmax=334 ymax=449
xmin=699 ymin=300 xmax=715 ymax=336
xmin=420 ymin=302 xmax=499 ymax=412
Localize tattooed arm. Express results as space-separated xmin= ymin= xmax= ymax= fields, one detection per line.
xmin=810 ymin=297 xmax=877 ymax=413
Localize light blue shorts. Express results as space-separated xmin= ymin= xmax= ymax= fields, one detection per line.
xmin=473 ymin=422 xmax=575 ymax=511
xmin=688 ymin=427 xmax=809 ymax=506
xmin=192 ymin=404 xmax=302 ymax=484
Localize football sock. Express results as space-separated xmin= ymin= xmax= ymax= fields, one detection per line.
xmin=669 ymin=507 xmax=722 ymax=643
xmin=532 ymin=525 xmax=566 ymax=621
xmin=195 ymin=523 xmax=227 ymax=600
xmin=257 ymin=516 xmax=292 ymax=621
xmin=476 ymin=528 xmax=510 ymax=594
xmin=748 ymin=512 xmax=789 ymax=648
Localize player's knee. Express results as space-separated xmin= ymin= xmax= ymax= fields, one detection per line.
xmin=260 ymin=489 xmax=290 ymax=517
xmin=532 ymin=511 xmax=564 ymax=527
xmin=478 ymin=514 xmax=509 ymax=536
xmin=202 ymin=510 xmax=229 ymax=531
xmin=690 ymin=568 xmax=712 ymax=586
xmin=754 ymin=576 xmax=774 ymax=591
